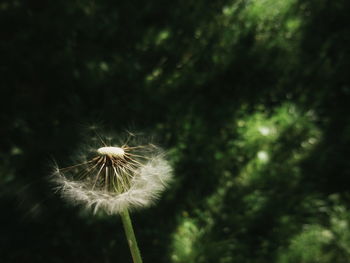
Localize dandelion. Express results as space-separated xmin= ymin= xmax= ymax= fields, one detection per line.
xmin=52 ymin=131 xmax=173 ymax=263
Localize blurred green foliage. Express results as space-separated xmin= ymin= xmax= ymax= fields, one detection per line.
xmin=1 ymin=0 xmax=350 ymax=262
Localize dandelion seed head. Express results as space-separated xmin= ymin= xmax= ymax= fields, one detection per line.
xmin=52 ymin=131 xmax=173 ymax=215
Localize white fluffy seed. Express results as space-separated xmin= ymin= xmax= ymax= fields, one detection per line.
xmin=97 ymin=146 xmax=125 ymax=157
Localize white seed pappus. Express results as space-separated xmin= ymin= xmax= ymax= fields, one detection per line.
xmin=52 ymin=132 xmax=173 ymax=214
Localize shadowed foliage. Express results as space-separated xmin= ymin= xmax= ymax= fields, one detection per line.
xmin=1 ymin=0 xmax=350 ymax=262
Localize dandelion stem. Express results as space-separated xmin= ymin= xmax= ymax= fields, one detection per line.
xmin=120 ymin=209 xmax=143 ymax=263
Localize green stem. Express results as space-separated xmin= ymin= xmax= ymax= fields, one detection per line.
xmin=120 ymin=209 xmax=143 ymax=263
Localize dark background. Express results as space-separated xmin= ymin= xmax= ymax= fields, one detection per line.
xmin=1 ymin=0 xmax=350 ymax=262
